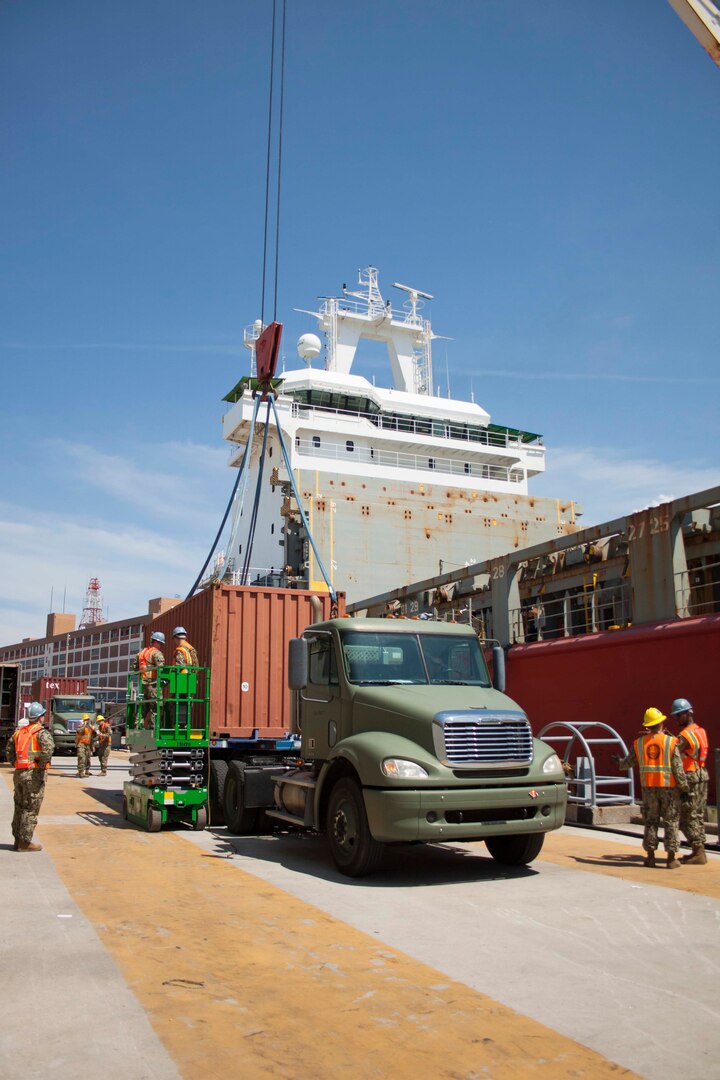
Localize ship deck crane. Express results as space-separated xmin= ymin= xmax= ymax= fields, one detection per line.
xmin=668 ymin=0 xmax=720 ymax=67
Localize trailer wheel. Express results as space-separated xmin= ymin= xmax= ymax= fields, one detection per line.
xmin=147 ymin=804 xmax=162 ymax=833
xmin=209 ymin=759 xmax=228 ymax=826
xmin=223 ymin=762 xmax=259 ymax=835
xmin=327 ymin=778 xmax=384 ymax=877
xmin=193 ymin=805 xmax=208 ymax=831
xmin=485 ymin=833 xmax=545 ymax=866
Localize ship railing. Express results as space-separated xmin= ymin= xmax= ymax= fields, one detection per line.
xmin=509 ymin=580 xmax=633 ymax=642
xmin=287 ymin=400 xmax=528 ymax=449
xmin=675 ymin=557 xmax=720 ymax=618
xmin=294 ymin=438 xmax=525 ymax=484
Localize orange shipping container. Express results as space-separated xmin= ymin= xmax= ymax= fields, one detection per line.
xmin=146 ymin=585 xmax=345 ymax=741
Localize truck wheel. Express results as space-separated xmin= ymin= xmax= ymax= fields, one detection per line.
xmin=147 ymin=804 xmax=162 ymax=833
xmin=327 ymin=778 xmax=384 ymax=877
xmin=210 ymin=759 xmax=228 ymax=826
xmin=485 ymin=833 xmax=545 ymax=866
xmin=193 ymin=805 xmax=208 ymax=831
xmin=223 ymin=762 xmax=259 ymax=835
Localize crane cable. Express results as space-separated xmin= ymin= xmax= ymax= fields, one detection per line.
xmin=189 ymin=2 xmax=286 ymax=597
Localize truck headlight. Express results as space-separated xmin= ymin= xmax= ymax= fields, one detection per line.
xmin=542 ymin=753 xmax=563 ymax=776
xmin=382 ymin=758 xmax=429 ymax=779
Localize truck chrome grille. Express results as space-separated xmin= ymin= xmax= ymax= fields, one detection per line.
xmin=435 ymin=711 xmax=533 ymax=768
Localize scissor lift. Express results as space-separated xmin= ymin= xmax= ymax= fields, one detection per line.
xmin=123 ymin=666 xmax=210 ymax=832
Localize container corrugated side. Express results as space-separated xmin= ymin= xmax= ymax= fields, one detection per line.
xmin=147 ymin=584 xmax=344 ymax=740
xmin=31 ymin=676 xmax=89 ymax=701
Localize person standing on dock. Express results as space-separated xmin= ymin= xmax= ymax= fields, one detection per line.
xmin=95 ymin=714 xmax=112 ymax=776
xmin=8 ymin=702 xmax=54 ymax=852
xmin=671 ymin=698 xmax=709 ymax=865
xmin=134 ymin=631 xmax=166 ymax=730
xmin=172 ymin=626 xmax=198 ymax=671
xmin=618 ymin=707 xmax=689 ymax=869
xmin=75 ymin=713 xmax=95 ymax=777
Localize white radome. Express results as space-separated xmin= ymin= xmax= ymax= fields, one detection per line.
xmin=297 ymin=333 xmax=322 ymax=362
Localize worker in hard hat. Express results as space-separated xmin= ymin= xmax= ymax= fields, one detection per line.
xmin=670 ymin=698 xmax=709 ymax=865
xmin=95 ymin=713 xmax=112 ymax=776
xmin=75 ymin=713 xmax=95 ymax=778
xmin=172 ymin=626 xmax=198 ymax=670
xmin=134 ymin=630 xmax=166 ymax=730
xmin=7 ymin=702 xmax=54 ymax=852
xmin=618 ymin=707 xmax=689 ymax=869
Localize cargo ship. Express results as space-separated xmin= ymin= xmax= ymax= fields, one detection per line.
xmin=220 ymin=267 xmax=580 ymax=601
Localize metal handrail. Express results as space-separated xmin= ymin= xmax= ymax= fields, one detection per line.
xmin=292 ymin=439 xmax=525 ymax=483
xmin=538 ymin=721 xmax=635 ymax=807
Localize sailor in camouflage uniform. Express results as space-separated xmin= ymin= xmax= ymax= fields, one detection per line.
xmin=133 ymin=631 xmax=166 ymax=730
xmin=671 ymin=698 xmax=710 ymax=865
xmin=75 ymin=713 xmax=95 ymax=777
xmin=8 ymin=702 xmax=55 ymax=852
xmin=619 ymin=707 xmax=689 ymax=869
xmin=95 ymin=714 xmax=112 ymax=775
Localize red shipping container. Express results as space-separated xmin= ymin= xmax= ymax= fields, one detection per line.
xmin=31 ymin=676 xmax=88 ymax=702
xmin=145 ymin=585 xmax=345 ymax=740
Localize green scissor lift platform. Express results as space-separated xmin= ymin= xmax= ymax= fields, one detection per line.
xmin=123 ymin=666 xmax=210 ymax=832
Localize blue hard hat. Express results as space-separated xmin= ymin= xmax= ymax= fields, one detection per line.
xmin=172 ymin=626 xmax=187 ymax=638
xmin=670 ymin=698 xmax=692 ymax=716
xmin=151 ymin=631 xmax=166 ymax=644
xmin=27 ymin=701 xmax=46 ymax=719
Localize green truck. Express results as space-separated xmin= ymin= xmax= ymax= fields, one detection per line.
xmin=236 ymin=618 xmax=567 ymax=876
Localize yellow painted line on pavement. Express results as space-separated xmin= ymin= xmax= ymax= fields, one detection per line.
xmin=2 ymin=764 xmax=641 ymax=1080
xmin=540 ymin=829 xmax=720 ymax=900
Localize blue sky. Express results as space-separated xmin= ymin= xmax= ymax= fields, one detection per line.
xmin=1 ymin=0 xmax=718 ymax=645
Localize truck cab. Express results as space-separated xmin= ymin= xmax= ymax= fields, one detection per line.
xmin=271 ymin=618 xmax=567 ymax=876
xmin=49 ymin=695 xmax=98 ymax=754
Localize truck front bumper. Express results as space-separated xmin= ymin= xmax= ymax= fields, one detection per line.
xmin=363 ymin=783 xmax=566 ymax=843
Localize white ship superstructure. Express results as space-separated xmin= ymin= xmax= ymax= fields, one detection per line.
xmin=221 ymin=268 xmax=579 ymax=599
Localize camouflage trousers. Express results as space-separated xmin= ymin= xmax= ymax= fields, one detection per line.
xmin=96 ymin=742 xmax=110 ymax=772
xmin=77 ymin=744 xmax=91 ymax=775
xmin=142 ymin=683 xmax=158 ymax=730
xmin=12 ymin=769 xmax=48 ymax=845
xmin=642 ymin=787 xmax=681 ymax=853
xmin=680 ymin=769 xmax=708 ymax=847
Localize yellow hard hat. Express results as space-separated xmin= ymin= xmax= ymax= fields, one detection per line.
xmin=82 ymin=713 xmax=90 ymax=720
xmin=96 ymin=714 xmax=105 ymax=722
xmin=643 ymin=707 xmax=666 ymax=728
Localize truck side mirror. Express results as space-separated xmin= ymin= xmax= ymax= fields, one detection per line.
xmin=288 ymin=637 xmax=309 ymax=690
xmin=492 ymin=645 xmax=506 ymax=693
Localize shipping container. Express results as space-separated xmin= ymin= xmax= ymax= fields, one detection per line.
xmin=146 ymin=584 xmax=345 ymax=740
xmin=0 ymin=663 xmax=21 ymax=759
xmin=31 ymin=676 xmax=89 ymax=702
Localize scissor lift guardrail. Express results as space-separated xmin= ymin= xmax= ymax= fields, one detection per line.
xmin=538 ymin=721 xmax=635 ymax=807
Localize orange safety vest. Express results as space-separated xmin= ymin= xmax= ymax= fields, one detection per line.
xmin=137 ymin=646 xmax=160 ymax=681
xmin=14 ymin=722 xmax=49 ymax=771
xmin=76 ymin=722 xmax=94 ymax=746
xmin=678 ymin=723 xmax=708 ymax=772
xmin=97 ymin=720 xmax=112 ymax=743
xmin=633 ymin=732 xmax=679 ymax=788
xmin=175 ymin=643 xmax=196 ymax=667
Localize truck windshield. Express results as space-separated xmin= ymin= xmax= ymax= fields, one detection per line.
xmin=340 ymin=631 xmax=491 ymax=687
xmin=54 ymin=698 xmax=95 ymax=712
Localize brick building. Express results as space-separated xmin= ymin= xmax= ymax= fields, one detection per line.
xmin=0 ymin=598 xmax=181 ymax=708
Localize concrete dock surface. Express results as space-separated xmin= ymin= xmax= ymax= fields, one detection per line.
xmin=2 ymin=752 xmax=719 ymax=1080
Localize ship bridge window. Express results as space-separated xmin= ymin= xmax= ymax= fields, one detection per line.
xmin=346 ymin=440 xmax=354 ymax=452
xmin=312 ymin=435 xmax=321 ymax=448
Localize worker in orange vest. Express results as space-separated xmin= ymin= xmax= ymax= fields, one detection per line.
xmin=7 ymin=702 xmax=54 ymax=852
xmin=172 ymin=626 xmax=198 ymax=670
xmin=670 ymin=698 xmax=709 ymax=865
xmin=95 ymin=713 xmax=112 ymax=776
xmin=75 ymin=713 xmax=95 ymax=777
xmin=618 ymin=707 xmax=689 ymax=869
xmin=133 ymin=630 xmax=166 ymax=729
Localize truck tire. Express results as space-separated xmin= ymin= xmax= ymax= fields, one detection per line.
xmin=193 ymin=805 xmax=208 ymax=831
xmin=210 ymin=759 xmax=228 ymax=826
xmin=327 ymin=778 xmax=384 ymax=877
xmin=223 ymin=762 xmax=259 ymax=835
xmin=485 ymin=833 xmax=545 ymax=866
xmin=147 ymin=804 xmax=162 ymax=833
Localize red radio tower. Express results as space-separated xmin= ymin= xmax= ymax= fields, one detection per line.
xmin=79 ymin=577 xmax=104 ymax=628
